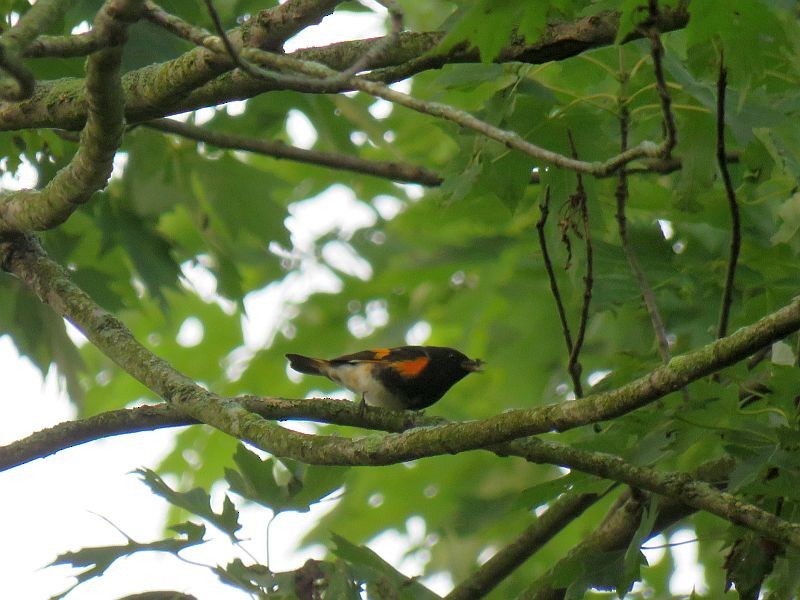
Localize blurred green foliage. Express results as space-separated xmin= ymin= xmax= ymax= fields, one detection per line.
xmin=4 ymin=0 xmax=800 ymax=597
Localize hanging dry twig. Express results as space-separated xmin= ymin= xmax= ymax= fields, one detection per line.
xmin=716 ymin=53 xmax=741 ymax=339
xmin=564 ymin=132 xmax=593 ymax=398
xmin=615 ymin=102 xmax=672 ymax=364
xmin=537 ymin=186 xmax=580 ymax=395
xmin=645 ymin=0 xmax=677 ymax=158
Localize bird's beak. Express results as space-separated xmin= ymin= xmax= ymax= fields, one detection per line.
xmin=463 ymin=358 xmax=484 ymax=372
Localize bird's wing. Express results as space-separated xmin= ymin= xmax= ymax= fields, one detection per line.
xmin=329 ymin=346 xmax=427 ymax=364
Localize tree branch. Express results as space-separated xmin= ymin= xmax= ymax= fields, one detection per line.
xmin=240 ymin=46 xmax=666 ymax=176
xmin=445 ymin=492 xmax=602 ymax=600
xmin=0 ymin=0 xmax=346 ymax=132
xmin=537 ymin=187 xmax=578 ymax=391
xmin=0 ymin=0 xmax=143 ymax=233
xmin=144 ymin=118 xmax=442 ymax=185
xmin=565 ymin=133 xmax=593 ymax=397
xmin=143 ymin=1 xmax=214 ymax=47
xmin=716 ymin=55 xmax=741 ymax=339
xmin=0 ymin=0 xmax=70 ymax=99
xmin=4 ymin=382 xmax=799 ymax=553
xmin=509 ymin=437 xmax=800 ymax=556
xmin=521 ymin=492 xmax=646 ymax=600
xmin=520 ymin=457 xmax=734 ymax=599
xmin=0 ymin=396 xmax=436 ymax=472
xmin=0 ymin=7 xmax=690 ymax=132
xmin=615 ymin=97 xmax=672 ymax=363
xmin=2 ymin=235 xmax=799 ymax=471
xmin=645 ymin=0 xmax=677 ymax=159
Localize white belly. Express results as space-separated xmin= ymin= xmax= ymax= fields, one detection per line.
xmin=325 ymin=363 xmax=406 ymax=409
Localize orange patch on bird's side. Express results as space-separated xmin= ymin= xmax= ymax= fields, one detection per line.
xmin=372 ymin=348 xmax=391 ymax=359
xmin=393 ymin=357 xmax=429 ymax=377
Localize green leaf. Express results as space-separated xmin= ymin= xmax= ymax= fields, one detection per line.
xmin=674 ymin=111 xmax=716 ymax=209
xmin=96 ymin=202 xmax=181 ymax=305
xmin=515 ymin=472 xmax=608 ymax=511
xmin=135 ymin=468 xmax=241 ymax=540
xmin=48 ymin=521 xmax=205 ymax=600
xmin=615 ymin=0 xmax=649 ymax=43
xmin=330 ymin=533 xmax=440 ymax=600
xmin=225 ymin=444 xmax=347 ymax=513
xmin=724 ymin=531 xmax=779 ymax=600
xmin=474 ymin=145 xmax=534 ymax=211
xmin=771 ymin=191 xmax=800 ymax=245
xmin=618 ymin=498 xmax=658 ymax=597
xmin=438 ymin=0 xmax=519 ymax=62
xmin=212 ymin=558 xmax=274 ymax=595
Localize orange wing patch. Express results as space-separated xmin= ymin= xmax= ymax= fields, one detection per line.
xmin=392 ymin=356 xmax=429 ymax=377
xmin=371 ymin=348 xmax=391 ymax=359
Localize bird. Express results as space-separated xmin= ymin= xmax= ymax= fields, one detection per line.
xmin=285 ymin=346 xmax=483 ymax=410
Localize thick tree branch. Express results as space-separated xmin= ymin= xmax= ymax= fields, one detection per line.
xmin=522 ymin=493 xmax=646 ymax=600
xmin=3 ymin=383 xmax=798 ymax=554
xmin=508 ymin=437 xmax=800 ymax=552
xmin=521 ymin=457 xmax=735 ymax=599
xmin=0 ymin=282 xmax=795 ymax=551
xmin=445 ymin=492 xmax=602 ymax=600
xmin=0 ymin=0 xmax=143 ymax=233
xmin=0 ymin=0 xmax=70 ymax=99
xmin=144 ymin=118 xmax=442 ymax=185
xmin=2 ymin=235 xmax=799 ymax=471
xmin=0 ymin=0 xmax=346 ymax=132
xmin=3 ymin=236 xmax=800 ymax=549
xmin=23 ymin=32 xmax=106 ymax=58
xmin=0 ymin=397 xmax=436 ymax=472
xmin=0 ymin=7 xmax=690 ymax=132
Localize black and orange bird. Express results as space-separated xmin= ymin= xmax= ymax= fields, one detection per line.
xmin=286 ymin=346 xmax=483 ymax=410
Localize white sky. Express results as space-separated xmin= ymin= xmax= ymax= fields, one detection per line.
xmin=0 ymin=3 xmax=709 ymax=598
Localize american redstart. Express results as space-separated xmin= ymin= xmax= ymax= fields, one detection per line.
xmin=286 ymin=346 xmax=483 ymax=410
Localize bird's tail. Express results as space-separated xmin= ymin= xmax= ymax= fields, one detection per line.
xmin=286 ymin=353 xmax=326 ymax=375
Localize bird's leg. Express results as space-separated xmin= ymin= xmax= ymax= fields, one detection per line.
xmin=357 ymin=393 xmax=367 ymax=417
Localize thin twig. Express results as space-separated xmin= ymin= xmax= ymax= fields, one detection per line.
xmin=144 ymin=1 xmax=215 ymax=47
xmin=646 ymin=0 xmax=677 ymax=158
xmin=145 ymin=118 xmax=442 ymax=185
xmin=242 ymin=46 xmax=667 ymax=176
xmin=526 ymin=152 xmax=742 ymax=182
xmin=204 ymin=0 xmax=249 ymax=69
xmin=204 ymin=0 xmax=399 ymax=89
xmin=332 ymin=0 xmax=404 ymax=81
xmin=615 ymin=90 xmax=672 ymax=363
xmin=565 ymin=133 xmax=593 ymax=398
xmin=625 ymin=152 xmax=739 ymax=176
xmin=716 ymin=54 xmax=740 ymax=339
xmin=537 ymin=187 xmax=577 ymax=376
